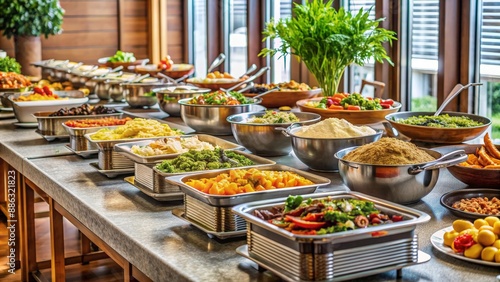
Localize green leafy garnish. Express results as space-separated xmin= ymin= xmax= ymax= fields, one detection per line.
xmin=0 ymin=56 xmax=21 ymax=73
xmin=259 ymin=0 xmax=396 ymax=96
xmin=108 ymin=50 xmax=136 ymax=63
xmin=284 ymin=195 xmax=303 ymax=213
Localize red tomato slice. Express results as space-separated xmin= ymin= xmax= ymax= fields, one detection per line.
xmin=285 ymin=215 xmax=326 ymax=230
xmin=382 ymin=98 xmax=394 ymax=105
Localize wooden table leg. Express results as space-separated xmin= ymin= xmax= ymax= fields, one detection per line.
xmin=80 ymin=231 xmax=91 ymax=265
xmin=49 ymin=197 xmax=65 ymax=281
xmin=21 ymin=176 xmax=37 ymax=282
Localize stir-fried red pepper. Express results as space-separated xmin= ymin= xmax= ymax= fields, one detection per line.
xmin=452 ymin=234 xmax=475 ymax=253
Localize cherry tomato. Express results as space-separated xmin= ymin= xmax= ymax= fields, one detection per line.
xmin=391 ymin=215 xmax=403 ymax=222
xmin=452 ymin=233 xmax=475 ymax=253
xmin=42 ymin=86 xmax=53 ymax=96
xmin=285 ymin=215 xmax=327 ymax=230
xmin=382 ymin=98 xmax=394 ymax=105
xmin=34 ymin=87 xmax=44 ymax=94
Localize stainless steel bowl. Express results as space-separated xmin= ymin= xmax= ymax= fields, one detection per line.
xmin=179 ymin=97 xmax=265 ymax=135
xmin=121 ymin=81 xmax=172 ymax=108
xmin=227 ymin=111 xmax=321 ymax=156
xmin=154 ymin=86 xmax=211 ymax=117
xmin=282 ymin=124 xmax=383 ymax=171
xmin=335 ymin=147 xmax=467 ymax=204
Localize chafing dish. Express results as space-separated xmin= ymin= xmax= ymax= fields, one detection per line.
xmin=232 ymin=191 xmax=431 ymax=281
xmin=114 ymin=134 xmax=243 ymax=164
xmin=168 ymin=164 xmax=330 ymax=238
xmin=34 ymin=111 xmax=122 ymax=137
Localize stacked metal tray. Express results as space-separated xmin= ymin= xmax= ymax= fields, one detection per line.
xmin=232 ymin=191 xmax=431 ymax=281
xmin=34 ymin=111 xmax=122 ymax=137
xmin=116 ymin=135 xmax=274 ymax=201
xmin=86 ymin=133 xmax=182 ymax=172
xmin=169 ymin=164 xmax=331 ymax=239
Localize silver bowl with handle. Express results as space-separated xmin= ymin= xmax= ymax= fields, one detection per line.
xmin=227 ymin=111 xmax=321 ymax=156
xmin=179 ymin=97 xmax=265 ymax=135
xmin=121 ymin=80 xmax=172 ymax=108
xmin=335 ymin=147 xmax=467 ymax=204
xmin=281 ymin=123 xmax=383 ymax=171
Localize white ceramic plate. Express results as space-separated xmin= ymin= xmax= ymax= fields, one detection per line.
xmin=430 ymin=226 xmax=500 ymax=267
xmin=10 ymin=97 xmax=88 ymax=107
xmin=13 ymin=122 xmax=38 ymax=128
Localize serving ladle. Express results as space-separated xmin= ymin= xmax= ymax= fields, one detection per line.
xmin=239 ymin=64 xmax=257 ymax=78
xmin=156 ymin=72 xmax=188 ymax=84
xmin=207 ymin=53 xmax=226 ymax=73
xmin=222 ymin=66 xmax=270 ymax=93
xmin=434 ymin=82 xmax=482 ymax=116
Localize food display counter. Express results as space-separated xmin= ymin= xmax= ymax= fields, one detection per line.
xmin=0 ymin=104 xmax=498 ymax=281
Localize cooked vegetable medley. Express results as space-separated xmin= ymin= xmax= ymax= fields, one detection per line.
xmin=155 ymin=148 xmax=254 ymax=173
xmin=246 ymin=110 xmax=299 ymax=124
xmin=187 ymin=90 xmax=252 ymax=105
xmin=184 ymin=168 xmax=314 ymax=195
xmin=394 ymin=114 xmax=484 ymax=128
xmin=253 ymin=196 xmax=404 ymax=235
xmin=305 ymin=93 xmax=395 ymax=110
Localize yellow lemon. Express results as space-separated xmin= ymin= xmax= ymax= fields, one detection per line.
xmin=493 ymin=239 xmax=500 ymax=249
xmin=443 ymin=230 xmax=459 ymax=247
xmin=477 ymin=229 xmax=497 ymax=246
xmin=474 ymin=219 xmax=490 ymax=229
xmin=481 ymin=246 xmax=498 ymax=261
xmin=479 ymin=225 xmax=495 ymax=232
xmin=464 ymin=244 xmax=483 ymax=259
xmin=485 ymin=216 xmax=500 ymax=227
xmin=493 ymin=221 xmax=500 ymax=235
xmin=453 ymin=219 xmax=474 ymax=233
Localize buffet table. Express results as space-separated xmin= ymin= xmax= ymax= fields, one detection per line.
xmin=0 ymin=103 xmax=498 ymax=281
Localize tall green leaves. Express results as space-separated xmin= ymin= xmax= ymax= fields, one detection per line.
xmin=0 ymin=0 xmax=65 ymax=38
xmin=260 ymin=0 xmax=396 ymax=96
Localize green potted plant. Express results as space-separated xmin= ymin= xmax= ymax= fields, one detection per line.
xmin=0 ymin=0 xmax=64 ymax=76
xmin=259 ymin=0 xmax=396 ymax=97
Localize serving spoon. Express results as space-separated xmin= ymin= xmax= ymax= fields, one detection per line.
xmin=207 ymin=53 xmax=226 ymax=73
xmin=434 ymin=82 xmax=482 ymax=116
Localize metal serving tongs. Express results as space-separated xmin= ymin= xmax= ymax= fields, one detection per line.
xmin=222 ymin=66 xmax=270 ymax=93
xmin=129 ymin=73 xmax=150 ymax=83
xmin=239 ymin=64 xmax=257 ymax=79
xmin=207 ymin=53 xmax=226 ymax=73
xmin=434 ymin=82 xmax=483 ymax=116
xmin=408 ymin=149 xmax=468 ymax=175
xmin=156 ymin=72 xmax=189 ymax=85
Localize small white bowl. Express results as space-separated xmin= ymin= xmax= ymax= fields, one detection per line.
xmin=9 ymin=92 xmax=88 ymax=123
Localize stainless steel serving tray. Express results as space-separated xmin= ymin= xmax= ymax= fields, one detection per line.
xmin=232 ymin=191 xmax=431 ymax=281
xmin=232 ymin=191 xmax=431 ymax=243
xmin=85 ymin=128 xmax=185 ymax=150
xmin=147 ymin=151 xmax=275 ymax=193
xmin=89 ymin=162 xmax=133 ymax=178
xmin=34 ymin=111 xmax=122 ymax=136
xmin=169 ymin=164 xmax=331 ymax=207
xmin=124 ymin=176 xmax=184 ymax=201
xmin=114 ymin=134 xmax=244 ymax=164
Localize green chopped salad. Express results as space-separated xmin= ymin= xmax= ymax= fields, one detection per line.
xmin=246 ymin=110 xmax=299 ymax=124
xmin=395 ymin=114 xmax=484 ymax=128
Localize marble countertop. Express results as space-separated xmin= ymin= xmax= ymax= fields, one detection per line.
xmin=0 ymin=106 xmax=498 ymax=281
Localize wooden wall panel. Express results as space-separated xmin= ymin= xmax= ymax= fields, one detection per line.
xmin=0 ymin=0 xmax=153 ymax=65
xmin=121 ymin=0 xmax=149 ymax=60
xmin=167 ymin=0 xmax=184 ymax=63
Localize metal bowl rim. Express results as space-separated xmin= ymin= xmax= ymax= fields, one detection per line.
xmin=287 ymin=126 xmax=384 ymax=140
xmin=178 ymin=97 xmax=262 ymax=107
xmin=335 ymin=146 xmax=442 ymax=167
xmin=226 ymin=111 xmax=321 ymax=126
xmin=385 ymin=111 xmax=492 ymax=130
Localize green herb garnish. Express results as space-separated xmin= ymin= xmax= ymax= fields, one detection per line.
xmin=259 ymin=0 xmax=396 ymax=96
